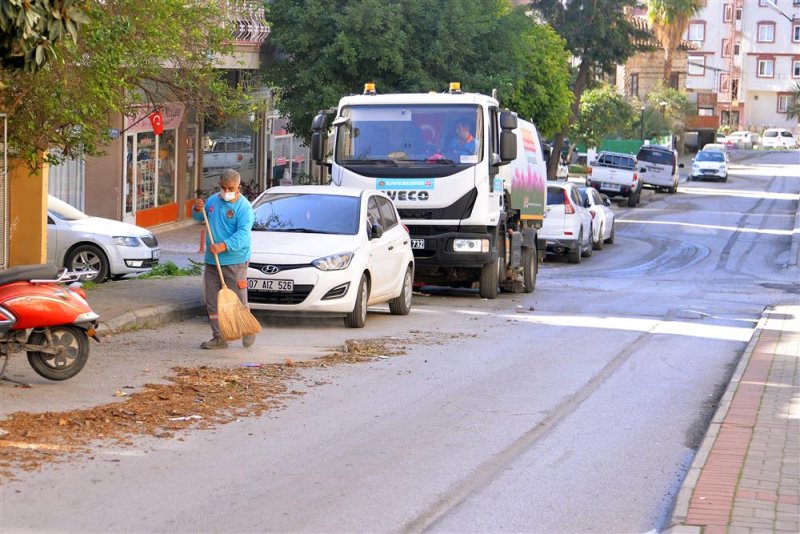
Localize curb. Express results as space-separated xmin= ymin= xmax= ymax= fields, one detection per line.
xmin=665 ymin=307 xmax=770 ymax=531
xmin=95 ymin=300 xmax=206 ymax=337
xmin=789 ymin=194 xmax=800 ymax=269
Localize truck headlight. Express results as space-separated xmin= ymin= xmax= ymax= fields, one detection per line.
xmin=313 ymin=252 xmax=354 ymax=271
xmin=453 ymin=239 xmax=489 ymax=253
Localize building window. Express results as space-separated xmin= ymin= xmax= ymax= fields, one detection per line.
xmin=722 ymin=39 xmax=731 ymax=57
xmin=669 ymin=72 xmax=679 ymax=89
xmin=757 ymin=22 xmax=776 ymax=42
xmin=734 ymin=41 xmax=741 ymax=55
xmin=793 ymin=59 xmax=800 ymax=77
xmin=688 ymin=55 xmax=705 ymax=76
xmin=731 ymin=79 xmax=739 ymax=101
xmin=630 ymin=73 xmax=639 ymax=97
xmin=735 ymin=7 xmax=742 ymax=20
xmin=723 ymin=4 xmax=733 ymax=21
xmin=698 ymin=107 xmax=714 ymax=116
xmin=793 ymin=23 xmax=800 ymax=42
xmin=758 ymin=0 xmax=768 ymax=5
xmin=757 ymin=58 xmax=775 ymax=77
xmin=778 ymin=94 xmax=791 ymax=113
xmin=720 ymin=74 xmax=730 ymax=94
xmin=688 ymin=22 xmax=705 ymax=43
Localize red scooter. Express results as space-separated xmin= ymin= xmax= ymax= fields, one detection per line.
xmin=0 ymin=264 xmax=100 ymax=382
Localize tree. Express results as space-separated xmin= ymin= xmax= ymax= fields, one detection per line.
xmin=528 ymin=0 xmax=653 ymax=176
xmin=0 ymin=0 xmax=90 ymax=72
xmin=643 ymin=84 xmax=693 ymax=137
xmin=264 ymin=0 xmax=572 ymax=141
xmin=646 ymin=0 xmax=703 ymax=85
xmin=0 ymin=0 xmax=252 ymax=169
xmin=571 ymin=85 xmax=637 ymax=149
xmin=785 ymin=82 xmax=800 ymax=122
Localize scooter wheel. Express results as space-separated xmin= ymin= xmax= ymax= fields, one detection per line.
xmin=27 ymin=325 xmax=89 ymax=381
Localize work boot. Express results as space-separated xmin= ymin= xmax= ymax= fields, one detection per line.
xmin=200 ymin=336 xmax=228 ymax=350
xmin=242 ymin=334 xmax=256 ymax=348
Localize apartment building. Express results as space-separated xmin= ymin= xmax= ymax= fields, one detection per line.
xmin=685 ymin=0 xmax=799 ymax=134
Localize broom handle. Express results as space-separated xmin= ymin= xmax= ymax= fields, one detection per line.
xmin=200 ymin=207 xmax=228 ymax=289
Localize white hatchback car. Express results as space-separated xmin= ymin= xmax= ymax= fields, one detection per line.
xmin=247 ymin=186 xmax=414 ymax=328
xmin=540 ymin=182 xmax=593 ymax=263
xmin=578 ymin=186 xmax=616 ymax=250
xmin=47 ymin=195 xmax=161 ymax=282
xmin=760 ymin=128 xmax=797 ymax=149
xmin=690 ymin=150 xmax=728 ymax=182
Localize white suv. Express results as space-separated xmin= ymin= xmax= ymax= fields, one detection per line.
xmin=760 ymin=128 xmax=797 ymax=149
xmin=540 ymin=182 xmax=594 ymax=264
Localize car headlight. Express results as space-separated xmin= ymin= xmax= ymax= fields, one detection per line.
xmin=113 ymin=236 xmax=142 ymax=247
xmin=692 ymin=165 xmax=699 ymax=172
xmin=313 ymin=252 xmax=354 ymax=271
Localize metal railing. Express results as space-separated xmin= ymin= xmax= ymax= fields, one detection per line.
xmin=226 ymin=1 xmax=270 ymax=43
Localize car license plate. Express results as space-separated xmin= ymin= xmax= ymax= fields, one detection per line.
xmin=152 ymin=249 xmax=160 ymax=260
xmin=411 ymin=239 xmax=425 ymax=249
xmin=603 ymin=183 xmax=621 ymax=192
xmin=247 ymin=279 xmax=294 ymax=292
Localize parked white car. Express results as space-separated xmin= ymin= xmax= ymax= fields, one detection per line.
xmin=690 ymin=150 xmax=728 ymax=182
xmin=760 ymin=128 xmax=797 ymax=149
xmin=47 ymin=195 xmax=161 ymax=282
xmin=726 ymin=131 xmax=757 ymax=150
xmin=247 ymin=186 xmax=414 ymax=328
xmin=578 ymin=186 xmax=616 ymax=250
xmin=540 ymin=182 xmax=593 ymax=263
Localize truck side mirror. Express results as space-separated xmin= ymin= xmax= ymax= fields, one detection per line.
xmin=499 ymin=111 xmax=518 ymax=130
xmin=499 ymin=131 xmax=517 ymax=164
xmin=311 ymin=131 xmax=325 ymax=163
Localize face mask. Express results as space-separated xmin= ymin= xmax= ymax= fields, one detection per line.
xmin=222 ymin=191 xmax=237 ymax=202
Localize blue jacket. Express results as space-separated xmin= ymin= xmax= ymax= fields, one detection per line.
xmin=192 ymin=193 xmax=255 ymax=266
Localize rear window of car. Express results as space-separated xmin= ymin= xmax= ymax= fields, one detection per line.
xmin=547 ymin=187 xmax=566 ymax=205
xmin=599 ymin=154 xmax=636 ymax=169
xmin=763 ymin=130 xmax=778 ymax=138
xmin=252 ymin=193 xmax=360 ymax=235
xmin=637 ymin=149 xmax=674 ymax=166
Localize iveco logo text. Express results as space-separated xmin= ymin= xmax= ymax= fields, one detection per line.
xmin=260 ymin=265 xmax=280 ymax=275
xmin=384 ymin=191 xmax=430 ymax=201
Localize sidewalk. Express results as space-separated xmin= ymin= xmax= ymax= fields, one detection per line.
xmin=668 ymin=305 xmax=800 ymax=533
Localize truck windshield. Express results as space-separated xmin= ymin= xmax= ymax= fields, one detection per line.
xmin=335 ymin=104 xmax=482 ymax=167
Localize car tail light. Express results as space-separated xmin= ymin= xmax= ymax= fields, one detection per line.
xmin=588 ymin=167 xmax=592 ymax=176
xmin=563 ymin=192 xmax=575 ymax=215
xmin=632 ymin=172 xmax=638 ymax=183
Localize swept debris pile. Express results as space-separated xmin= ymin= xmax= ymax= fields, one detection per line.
xmin=0 ymin=338 xmax=405 ymax=480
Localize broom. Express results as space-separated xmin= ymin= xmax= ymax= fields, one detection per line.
xmin=201 ymin=207 xmax=262 ymax=341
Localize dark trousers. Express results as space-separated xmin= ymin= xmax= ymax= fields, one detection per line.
xmin=203 ymin=262 xmax=249 ymax=338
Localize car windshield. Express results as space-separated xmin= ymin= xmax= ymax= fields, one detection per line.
xmin=637 ymin=149 xmax=673 ymax=165
xmin=335 ymin=104 xmax=483 ymax=167
xmin=696 ymin=151 xmax=724 ymax=162
xmin=48 ymin=195 xmax=89 ymax=221
xmin=763 ymin=130 xmax=778 ymax=138
xmin=252 ymin=193 xmax=360 ymax=235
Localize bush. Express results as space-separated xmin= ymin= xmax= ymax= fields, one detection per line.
xmin=138 ymin=260 xmax=203 ymax=278
xmin=568 ymin=164 xmax=590 ymax=175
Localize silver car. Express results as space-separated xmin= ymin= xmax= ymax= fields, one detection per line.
xmin=47 ymin=195 xmax=161 ymax=282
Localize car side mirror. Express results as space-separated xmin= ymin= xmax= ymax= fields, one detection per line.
xmin=639 ymin=167 xmax=647 ymax=173
xmin=678 ymin=163 xmax=684 ymax=168
xmin=370 ymin=223 xmax=384 ymax=240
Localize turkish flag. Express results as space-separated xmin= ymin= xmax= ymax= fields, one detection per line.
xmin=149 ymin=111 xmax=164 ymax=135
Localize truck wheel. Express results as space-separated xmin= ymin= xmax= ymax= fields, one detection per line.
xmin=479 ymin=259 xmax=499 ymax=299
xmin=522 ymin=245 xmax=536 ymax=293
xmin=627 ymin=192 xmax=638 ymax=207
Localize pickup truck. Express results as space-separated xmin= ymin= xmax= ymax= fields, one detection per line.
xmin=586 ymin=151 xmax=641 ymax=207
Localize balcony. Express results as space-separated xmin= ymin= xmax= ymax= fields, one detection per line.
xmin=686 ymin=115 xmax=721 ymax=130
xmin=226 ymin=1 xmax=270 ymax=44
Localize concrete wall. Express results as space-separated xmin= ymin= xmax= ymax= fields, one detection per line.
xmin=8 ymin=159 xmax=47 ymax=265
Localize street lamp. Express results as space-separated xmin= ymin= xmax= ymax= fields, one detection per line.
xmin=764 ymin=0 xmax=797 ymax=22
xmin=640 ymin=106 xmax=646 ymax=141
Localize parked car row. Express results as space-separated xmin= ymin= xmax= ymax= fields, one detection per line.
xmin=716 ymin=129 xmax=797 ymax=150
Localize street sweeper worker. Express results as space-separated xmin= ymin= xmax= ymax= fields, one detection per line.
xmin=192 ymin=169 xmax=256 ymax=350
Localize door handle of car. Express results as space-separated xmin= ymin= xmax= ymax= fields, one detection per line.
xmin=388 ymin=245 xmax=394 ymax=251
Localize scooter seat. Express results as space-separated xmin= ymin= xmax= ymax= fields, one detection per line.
xmin=0 ymin=264 xmax=60 ymax=286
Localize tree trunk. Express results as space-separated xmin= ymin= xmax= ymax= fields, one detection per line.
xmin=662 ymin=43 xmax=674 ymax=86
xmin=547 ymin=60 xmax=591 ymax=180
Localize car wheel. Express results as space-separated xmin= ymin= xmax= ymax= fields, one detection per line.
xmin=65 ymin=244 xmax=109 ymax=283
xmin=593 ymin=224 xmax=604 ymax=250
xmin=522 ymin=244 xmax=536 ymax=293
xmin=479 ymin=258 xmax=499 ymax=299
xmin=568 ymin=232 xmax=582 ymax=264
xmin=669 ymin=182 xmax=678 ymax=194
xmin=344 ymin=274 xmax=369 ymax=328
xmin=388 ymin=266 xmax=413 ymax=315
xmin=605 ymin=222 xmax=615 ymax=245
xmin=582 ymin=226 xmax=593 ymax=258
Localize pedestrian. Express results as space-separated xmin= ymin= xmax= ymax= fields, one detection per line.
xmin=448 ymin=119 xmax=477 ymax=155
xmin=192 ymin=169 xmax=256 ymax=349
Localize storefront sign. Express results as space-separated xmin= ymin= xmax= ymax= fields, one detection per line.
xmin=126 ymin=103 xmax=185 ymax=134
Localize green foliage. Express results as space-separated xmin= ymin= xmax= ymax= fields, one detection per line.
xmin=265 ymin=0 xmax=572 ymax=140
xmin=0 ymin=0 xmax=90 ymax=72
xmin=784 ymin=82 xmax=800 ymax=122
xmin=137 ymin=260 xmax=203 ymax=279
xmin=643 ymin=84 xmax=693 ymax=135
xmin=1 ymin=0 xmax=253 ymax=169
xmin=647 ymin=0 xmax=704 ymax=84
xmin=571 ymin=85 xmax=637 ymax=148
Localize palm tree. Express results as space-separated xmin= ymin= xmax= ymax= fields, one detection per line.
xmin=785 ymin=82 xmax=800 ymax=122
xmin=647 ymin=0 xmax=704 ymax=86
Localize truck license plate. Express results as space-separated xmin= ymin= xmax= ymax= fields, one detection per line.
xmin=411 ymin=239 xmax=425 ymax=249
xmin=247 ymin=279 xmax=294 ymax=292
xmin=603 ymin=183 xmax=621 ymax=192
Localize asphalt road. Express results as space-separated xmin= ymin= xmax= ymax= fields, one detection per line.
xmin=1 ymin=149 xmax=798 ymax=533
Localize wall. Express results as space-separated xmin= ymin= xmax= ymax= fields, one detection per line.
xmin=84 ymin=115 xmax=124 ymax=220
xmin=8 ymin=159 xmax=47 ymax=266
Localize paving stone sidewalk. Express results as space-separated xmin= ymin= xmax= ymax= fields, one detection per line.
xmin=669 ymin=304 xmax=800 ymax=533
